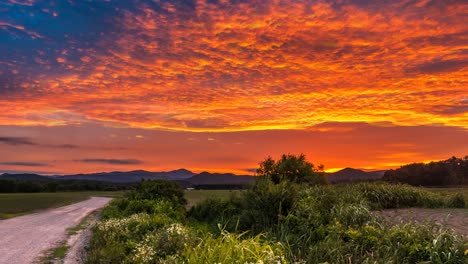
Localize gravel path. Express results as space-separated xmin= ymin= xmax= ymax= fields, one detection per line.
xmin=0 ymin=197 xmax=112 ymax=264
xmin=377 ymin=208 xmax=468 ymax=236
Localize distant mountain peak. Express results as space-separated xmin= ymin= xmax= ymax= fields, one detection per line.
xmin=339 ymin=167 xmax=361 ymax=172
xmin=327 ymin=167 xmax=382 ymax=183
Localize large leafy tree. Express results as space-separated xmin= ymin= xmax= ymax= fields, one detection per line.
xmin=257 ymin=154 xmax=327 ymax=185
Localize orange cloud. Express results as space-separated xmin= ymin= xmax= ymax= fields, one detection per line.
xmin=0 ymin=0 xmax=466 ymax=133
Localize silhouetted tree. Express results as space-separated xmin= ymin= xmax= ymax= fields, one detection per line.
xmin=257 ymin=154 xmax=327 ymax=185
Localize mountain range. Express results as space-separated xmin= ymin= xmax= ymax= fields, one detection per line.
xmin=0 ymin=168 xmax=384 ymax=185
xmin=0 ymin=169 xmax=255 ymax=186
xmin=52 ymin=169 xmax=195 ymax=183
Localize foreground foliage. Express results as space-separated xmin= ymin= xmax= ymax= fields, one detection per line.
xmin=88 ymin=157 xmax=467 ymax=263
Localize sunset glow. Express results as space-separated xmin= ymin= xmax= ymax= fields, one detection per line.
xmin=1 ymin=0 xmax=466 ymax=175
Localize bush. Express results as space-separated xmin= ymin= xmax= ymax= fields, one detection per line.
xmin=241 ymin=178 xmax=300 ymax=232
xmin=447 ymin=192 xmax=466 ymax=208
xmin=331 ymin=203 xmax=375 ymax=227
xmin=188 ymin=197 xmax=242 ymax=232
xmin=127 ymin=180 xmax=186 ymax=207
xmin=87 ymin=179 xmax=189 ymax=263
xmin=87 ymin=213 xmax=176 ymax=264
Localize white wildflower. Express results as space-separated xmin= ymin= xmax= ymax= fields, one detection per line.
xmin=132 ymin=241 xmax=155 ymax=264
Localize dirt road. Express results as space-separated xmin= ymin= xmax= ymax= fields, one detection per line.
xmin=0 ymin=197 xmax=112 ymax=264
xmin=377 ymin=208 xmax=468 ymax=236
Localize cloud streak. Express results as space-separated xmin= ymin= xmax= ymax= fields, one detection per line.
xmin=75 ymin=159 xmax=144 ymax=165
xmin=0 ymin=137 xmax=37 ymax=146
xmin=0 ymin=136 xmax=79 ymax=148
xmin=0 ymin=162 xmax=47 ymax=167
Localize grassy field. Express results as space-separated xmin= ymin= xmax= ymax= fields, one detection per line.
xmin=0 ymin=191 xmax=123 ymax=219
xmin=184 ymin=189 xmax=240 ymax=208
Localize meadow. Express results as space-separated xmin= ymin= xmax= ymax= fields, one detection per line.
xmin=0 ymin=191 xmax=123 ymax=219
xmin=86 ymin=180 xmax=467 ymax=264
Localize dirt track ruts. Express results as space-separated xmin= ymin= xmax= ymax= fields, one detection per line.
xmin=0 ymin=197 xmax=112 ymax=264
xmin=377 ymin=208 xmax=468 ymax=236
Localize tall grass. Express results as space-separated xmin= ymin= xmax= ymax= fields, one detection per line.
xmin=178 ymin=230 xmax=287 ymax=264
xmin=350 ymin=182 xmax=446 ymax=209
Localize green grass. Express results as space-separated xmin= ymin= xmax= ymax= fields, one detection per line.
xmin=424 ymin=187 xmax=468 ymax=208
xmin=184 ymin=189 xmax=241 ymax=208
xmin=38 ymin=241 xmax=70 ymax=264
xmin=0 ymin=191 xmax=123 ymax=219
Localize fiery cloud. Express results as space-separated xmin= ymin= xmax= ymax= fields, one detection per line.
xmin=0 ymin=0 xmax=466 ymax=131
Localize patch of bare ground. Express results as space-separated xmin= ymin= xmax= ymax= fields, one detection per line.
xmin=376 ymin=208 xmax=468 ymax=236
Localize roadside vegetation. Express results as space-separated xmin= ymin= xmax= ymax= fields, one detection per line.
xmin=0 ymin=191 xmax=122 ymax=219
xmin=87 ymin=154 xmax=467 ymax=263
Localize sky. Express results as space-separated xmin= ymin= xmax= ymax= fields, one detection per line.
xmin=0 ymin=0 xmax=466 ymax=175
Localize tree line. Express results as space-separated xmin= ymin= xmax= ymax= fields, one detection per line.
xmin=0 ymin=179 xmax=135 ymax=193
xmin=383 ymin=156 xmax=468 ymax=186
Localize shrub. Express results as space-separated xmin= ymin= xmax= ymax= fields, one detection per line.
xmin=447 ymin=192 xmax=466 ymax=208
xmin=151 ymin=223 xmax=194 ymax=258
xmin=241 ymin=178 xmax=300 ymax=232
xmin=330 ymin=203 xmax=375 ymax=227
xmin=99 ymin=198 xmax=128 ymax=219
xmin=129 ymin=223 xmax=195 ymax=263
xmin=127 ymin=180 xmax=186 ymax=207
xmin=124 ymin=199 xmax=185 ymax=220
xmin=188 ymin=197 xmax=242 ymax=232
